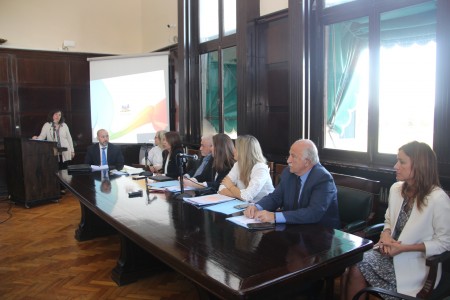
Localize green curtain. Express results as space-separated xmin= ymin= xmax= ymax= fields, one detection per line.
xmin=203 ymin=47 xmax=237 ymax=134
xmin=326 ymin=18 xmax=368 ymax=137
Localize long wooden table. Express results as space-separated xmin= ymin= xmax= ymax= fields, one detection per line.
xmin=57 ymin=170 xmax=373 ymax=299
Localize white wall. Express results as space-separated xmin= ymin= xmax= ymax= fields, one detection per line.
xmin=0 ymin=0 xmax=177 ymax=54
xmin=142 ymin=0 xmax=178 ymax=52
xmin=260 ymin=0 xmax=288 ymax=16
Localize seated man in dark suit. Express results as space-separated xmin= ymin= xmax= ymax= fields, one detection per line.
xmin=244 ymin=139 xmax=340 ymax=228
xmin=84 ymin=129 xmax=124 ymax=170
xmin=185 ymin=135 xmax=214 ymax=182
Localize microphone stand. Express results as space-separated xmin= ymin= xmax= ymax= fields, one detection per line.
xmin=140 ymin=144 xmax=153 ymax=177
xmin=175 ymin=154 xmax=192 ymax=200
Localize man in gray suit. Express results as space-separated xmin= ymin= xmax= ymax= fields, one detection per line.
xmin=244 ymin=139 xmax=340 ymax=228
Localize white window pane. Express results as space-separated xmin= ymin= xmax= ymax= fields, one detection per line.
xmin=378 ymin=2 xmax=436 ymax=154
xmin=223 ymin=0 xmax=236 ymax=36
xmin=324 ymin=0 xmax=357 ymax=8
xmin=199 ymin=0 xmax=219 ymax=43
xmin=378 ymin=43 xmax=436 ymax=154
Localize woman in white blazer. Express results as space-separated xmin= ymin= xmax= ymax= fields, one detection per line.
xmin=33 ymin=109 xmax=75 ymax=169
xmin=342 ymin=141 xmax=450 ymax=300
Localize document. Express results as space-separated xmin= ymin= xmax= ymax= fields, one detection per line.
xmin=122 ymin=165 xmax=144 ymax=175
xmin=204 ymin=199 xmax=248 ymax=215
xmin=91 ymin=165 xmax=109 ymax=171
xmin=226 ymin=215 xmax=275 ymax=229
xmin=183 ymin=194 xmax=235 ymax=206
xmin=147 ymin=180 xmax=180 ymax=188
xmin=164 ymin=185 xmax=196 ymax=192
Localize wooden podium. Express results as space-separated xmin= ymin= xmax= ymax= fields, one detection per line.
xmin=4 ymin=137 xmax=61 ymax=207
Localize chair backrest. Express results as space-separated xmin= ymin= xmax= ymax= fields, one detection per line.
xmin=267 ymin=161 xmax=275 ymax=185
xmin=273 ymin=163 xmax=288 ymax=186
xmin=331 ymin=172 xmax=381 ymax=233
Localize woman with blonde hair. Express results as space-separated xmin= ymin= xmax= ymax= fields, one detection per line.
xmin=141 ymin=130 xmax=166 ymax=173
xmin=219 ymin=135 xmax=274 ymax=202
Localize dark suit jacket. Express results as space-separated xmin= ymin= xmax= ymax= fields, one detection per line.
xmin=84 ymin=142 xmax=124 ymax=170
xmin=162 ymin=148 xmax=185 ymax=179
xmin=206 ymin=167 xmax=231 ymax=193
xmin=188 ymin=155 xmax=214 ymax=183
xmin=257 ymin=163 xmax=340 ymax=228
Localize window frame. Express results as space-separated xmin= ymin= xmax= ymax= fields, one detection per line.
xmin=312 ymin=0 xmax=439 ymax=169
xmin=198 ymin=0 xmax=237 ymax=135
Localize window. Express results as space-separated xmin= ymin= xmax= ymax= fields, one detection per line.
xmin=322 ymin=0 xmax=436 ymax=157
xmin=324 ymin=0 xmax=357 ymax=8
xmin=199 ymin=0 xmax=219 ymax=43
xmin=199 ymin=0 xmax=237 ymax=138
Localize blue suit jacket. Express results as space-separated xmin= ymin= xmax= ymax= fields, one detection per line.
xmin=257 ymin=163 xmax=340 ymax=228
xmin=84 ymin=142 xmax=124 ymax=170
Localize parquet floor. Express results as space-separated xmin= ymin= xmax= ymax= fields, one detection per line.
xmin=0 ymin=193 xmax=199 ymax=300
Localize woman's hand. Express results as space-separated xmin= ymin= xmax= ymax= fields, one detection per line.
xmin=378 ymin=240 xmax=402 ymax=257
xmin=221 ymin=176 xmax=233 ymax=189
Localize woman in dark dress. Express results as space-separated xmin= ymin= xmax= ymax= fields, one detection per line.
xmin=161 ymin=131 xmax=185 ymax=179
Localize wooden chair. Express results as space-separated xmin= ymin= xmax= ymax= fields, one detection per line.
xmin=352 ymin=251 xmax=450 ymax=300
xmin=267 ymin=161 xmax=275 ymax=185
xmin=331 ymin=172 xmax=381 ymax=235
xmin=273 ymin=163 xmax=288 ymax=186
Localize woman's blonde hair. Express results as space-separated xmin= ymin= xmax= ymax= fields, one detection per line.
xmin=155 ymin=130 xmax=167 ymax=149
xmin=236 ymin=135 xmax=266 ymax=187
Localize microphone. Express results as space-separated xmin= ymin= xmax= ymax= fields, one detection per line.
xmin=177 ymin=153 xmax=199 ymax=160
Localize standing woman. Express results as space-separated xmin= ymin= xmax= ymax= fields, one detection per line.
xmin=141 ymin=130 xmax=167 ymax=173
xmin=32 ymin=109 xmax=74 ymax=170
xmin=184 ymin=133 xmax=235 ymax=192
xmin=219 ymin=135 xmax=274 ymax=203
xmin=341 ymin=141 xmax=450 ymax=299
xmin=161 ymin=131 xmax=185 ymax=178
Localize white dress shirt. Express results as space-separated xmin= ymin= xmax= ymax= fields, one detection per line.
xmin=219 ymin=162 xmax=274 ymax=203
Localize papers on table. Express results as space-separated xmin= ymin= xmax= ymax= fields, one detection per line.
xmin=147 ymin=180 xmax=196 ymax=192
xmin=122 ymin=165 xmax=144 ymax=175
xmin=183 ymin=194 xmax=235 ymax=207
xmin=111 ymin=169 xmax=128 ymax=175
xmin=165 ymin=185 xmax=196 ymax=192
xmin=203 ymin=199 xmax=248 ymax=215
xmin=91 ymin=164 xmax=109 ymax=171
xmin=226 ymin=215 xmax=267 ymax=228
xmin=148 ymin=180 xmax=180 ymax=188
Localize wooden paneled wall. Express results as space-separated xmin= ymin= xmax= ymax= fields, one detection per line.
xmin=0 ymin=48 xmax=104 ymax=163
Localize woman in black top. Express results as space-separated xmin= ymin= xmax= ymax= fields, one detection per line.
xmin=161 ymin=131 xmax=185 ymax=178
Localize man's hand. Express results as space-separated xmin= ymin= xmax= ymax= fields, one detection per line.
xmin=244 ymin=205 xmax=258 ymax=219
xmin=255 ymin=210 xmax=275 ymax=223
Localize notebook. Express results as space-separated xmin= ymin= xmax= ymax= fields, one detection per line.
xmin=67 ymin=164 xmax=92 ymax=173
xmin=148 ymin=175 xmax=175 ymax=182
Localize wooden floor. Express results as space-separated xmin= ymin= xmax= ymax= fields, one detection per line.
xmin=0 ymin=193 xmax=199 ymax=300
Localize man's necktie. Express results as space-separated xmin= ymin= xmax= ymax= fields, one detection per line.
xmin=193 ymin=156 xmax=209 ymax=177
xmin=293 ymin=177 xmax=302 ymax=209
xmin=101 ymin=147 xmax=107 ymax=166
